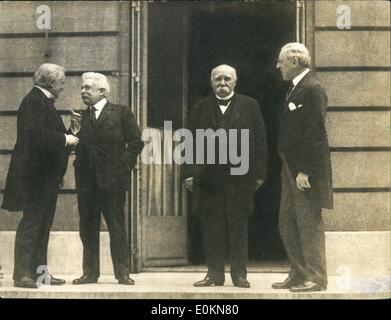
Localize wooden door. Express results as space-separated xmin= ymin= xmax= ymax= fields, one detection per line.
xmin=136 ymin=2 xmax=190 ymax=268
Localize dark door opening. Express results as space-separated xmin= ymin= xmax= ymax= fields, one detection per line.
xmin=187 ymin=1 xmax=296 ymax=264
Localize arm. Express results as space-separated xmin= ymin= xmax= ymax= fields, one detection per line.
xmin=252 ymin=101 xmax=268 ymax=183
xmin=120 ymin=106 xmax=144 ymax=170
xmin=295 ymin=85 xmax=328 ymax=185
xmin=23 ymin=98 xmax=66 ymax=153
xmin=181 ymin=101 xmax=202 ymax=182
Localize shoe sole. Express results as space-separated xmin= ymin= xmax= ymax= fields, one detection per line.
xmin=193 ymin=283 xmax=224 ymax=287
xmin=72 ymin=281 xmax=98 ymax=285
xmin=14 ymin=284 xmax=38 ymax=289
xmin=289 ymin=287 xmax=326 ymax=292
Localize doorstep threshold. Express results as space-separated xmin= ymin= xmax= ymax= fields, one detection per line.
xmin=142 ymin=262 xmax=290 ymax=273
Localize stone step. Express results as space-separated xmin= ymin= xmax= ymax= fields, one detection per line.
xmin=0 ymin=273 xmax=389 ymax=299
xmin=0 ymin=231 xmax=390 ymax=277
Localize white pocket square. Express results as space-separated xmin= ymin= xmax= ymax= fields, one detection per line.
xmin=288 ymin=102 xmax=303 ymax=111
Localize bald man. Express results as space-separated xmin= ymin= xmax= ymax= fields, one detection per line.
xmin=184 ymin=64 xmax=267 ymax=288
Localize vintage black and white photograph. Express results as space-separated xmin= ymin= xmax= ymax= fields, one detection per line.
xmin=0 ymin=0 xmax=390 ymax=303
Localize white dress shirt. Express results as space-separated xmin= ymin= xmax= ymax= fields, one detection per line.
xmin=91 ymin=98 xmax=107 ymax=119
xmin=292 ymin=68 xmax=310 ymax=88
xmin=216 ymin=91 xmax=234 ymax=114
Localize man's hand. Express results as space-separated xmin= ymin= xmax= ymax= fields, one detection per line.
xmin=65 ymin=134 xmax=79 ymax=146
xmin=69 ymin=108 xmax=82 ymax=135
xmin=184 ymin=177 xmax=193 ymax=192
xmin=255 ymin=179 xmax=264 ymax=190
xmin=296 ymin=172 xmax=311 ymax=191
xmin=69 ymin=108 xmax=82 ymax=119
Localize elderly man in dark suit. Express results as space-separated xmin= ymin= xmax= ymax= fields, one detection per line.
xmin=273 ymin=43 xmax=333 ymax=292
xmin=1 ymin=63 xmax=79 ymax=288
xmin=184 ymin=64 xmax=267 ymax=288
xmin=71 ymin=72 xmax=143 ymax=286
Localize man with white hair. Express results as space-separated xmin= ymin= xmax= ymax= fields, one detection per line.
xmin=1 ymin=63 xmax=79 ymax=288
xmin=184 ymin=64 xmax=267 ymax=288
xmin=72 ymin=72 xmax=143 ymax=285
xmin=273 ymin=43 xmax=333 ymax=292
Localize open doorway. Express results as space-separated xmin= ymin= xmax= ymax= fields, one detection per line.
xmin=144 ymin=1 xmax=296 ymax=269
xmin=186 ymin=1 xmax=296 ymax=264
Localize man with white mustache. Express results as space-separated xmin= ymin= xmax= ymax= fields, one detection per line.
xmin=71 ymin=72 xmax=143 ymax=286
xmin=184 ymin=64 xmax=267 ymax=288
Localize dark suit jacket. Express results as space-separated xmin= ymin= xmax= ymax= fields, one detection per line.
xmin=183 ymin=93 xmax=268 ymax=216
xmin=74 ymin=101 xmax=143 ymax=192
xmin=2 ymin=88 xmax=69 ymax=211
xmin=278 ymin=72 xmax=333 ymax=209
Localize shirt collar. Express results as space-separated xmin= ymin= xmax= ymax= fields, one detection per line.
xmin=92 ymin=98 xmax=107 ymax=111
xmin=35 ymin=85 xmax=55 ymax=100
xmin=215 ymin=91 xmax=234 ymax=101
xmin=292 ymin=68 xmax=310 ymax=87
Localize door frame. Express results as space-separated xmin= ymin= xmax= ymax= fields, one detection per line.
xmin=129 ymin=0 xmax=148 ymax=273
xmin=129 ymin=0 xmax=308 ymax=273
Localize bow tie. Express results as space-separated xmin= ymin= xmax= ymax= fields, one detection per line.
xmin=217 ymin=97 xmax=232 ymax=107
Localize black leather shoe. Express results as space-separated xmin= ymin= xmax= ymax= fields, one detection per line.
xmin=290 ymin=281 xmax=326 ymax=292
xmin=72 ymin=275 xmax=98 ymax=285
xmin=48 ymin=275 xmax=66 ymax=286
xmin=14 ymin=276 xmax=38 ymax=289
xmin=272 ymin=277 xmax=298 ymax=289
xmin=233 ymin=277 xmax=250 ymax=288
xmin=118 ymin=275 xmax=135 ymax=285
xmin=193 ymin=276 xmax=224 ymax=287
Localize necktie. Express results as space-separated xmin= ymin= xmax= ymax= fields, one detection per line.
xmin=89 ymin=106 xmax=97 ymax=124
xmin=286 ymin=82 xmax=294 ymax=100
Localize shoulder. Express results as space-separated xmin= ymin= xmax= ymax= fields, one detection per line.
xmin=19 ymin=88 xmax=47 ymax=110
xmin=107 ymin=102 xmax=131 ymax=113
xmin=191 ymin=95 xmax=214 ymax=111
xmin=235 ymin=93 xmax=260 ymax=112
xmin=108 ymin=103 xmax=137 ymax=123
xmin=106 ymin=101 xmax=122 ymax=109
xmin=194 ymin=95 xmax=214 ymax=106
xmin=235 ymin=93 xmax=258 ymax=104
xmin=24 ymin=88 xmax=45 ymax=102
xmin=303 ymin=74 xmax=326 ymax=94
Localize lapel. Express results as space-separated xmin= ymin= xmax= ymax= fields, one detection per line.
xmin=282 ymin=71 xmax=312 ymax=118
xmin=48 ymin=101 xmax=66 ymax=131
xmin=209 ymin=97 xmax=218 ymax=129
xmin=93 ymin=101 xmax=111 ymax=131
xmin=226 ymin=94 xmax=241 ymax=128
xmin=210 ymin=94 xmax=240 ymax=129
xmin=205 ymin=94 xmax=241 ymax=129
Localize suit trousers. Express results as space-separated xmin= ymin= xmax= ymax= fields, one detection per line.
xmin=77 ymin=178 xmax=130 ymax=279
xmin=279 ymin=157 xmax=327 ymax=286
xmin=199 ymin=185 xmax=248 ymax=283
xmin=13 ymin=184 xmax=59 ymax=280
